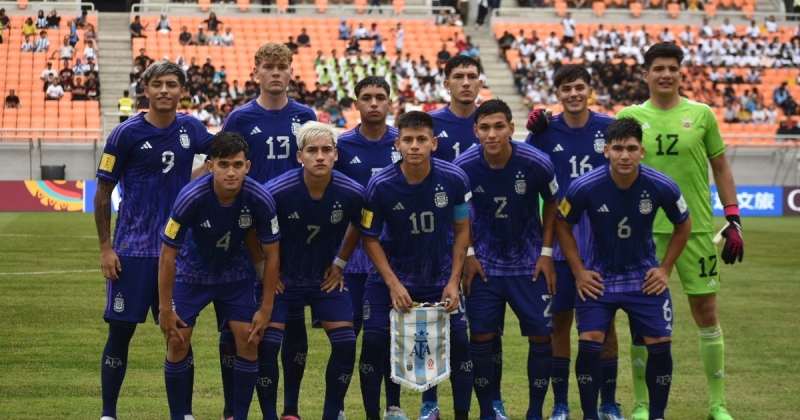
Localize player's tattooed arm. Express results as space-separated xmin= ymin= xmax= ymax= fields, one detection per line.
xmin=94 ymin=179 xmax=121 ymax=280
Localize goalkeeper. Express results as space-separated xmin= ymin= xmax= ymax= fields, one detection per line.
xmin=612 ymin=42 xmax=743 ymax=420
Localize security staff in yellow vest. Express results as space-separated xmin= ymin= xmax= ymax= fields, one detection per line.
xmin=118 ymin=90 xmax=135 ymax=123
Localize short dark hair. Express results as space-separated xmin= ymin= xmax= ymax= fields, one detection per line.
xmin=397 ymin=111 xmax=434 ymax=135
xmin=552 ymin=64 xmax=591 ymax=88
xmin=474 ymin=99 xmax=512 ymax=124
xmin=643 ymin=42 xmax=684 ymax=70
xmin=355 ymin=76 xmax=391 ymax=98
xmin=209 ymin=131 xmax=249 ymax=159
xmin=142 ymin=60 xmax=187 ymax=87
xmin=606 ymin=118 xmax=642 ymax=144
xmin=444 ymin=55 xmax=483 ymax=78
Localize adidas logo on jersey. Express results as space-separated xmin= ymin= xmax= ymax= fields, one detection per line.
xmin=200 ymin=220 xmax=211 ymax=228
xmin=641 ymin=122 xmax=650 ymax=130
xmin=473 ymin=185 xmax=485 ymax=193
xmin=633 ymin=358 xmax=646 ymax=367
xmin=552 ymin=144 xmax=564 ymax=152
xmin=250 ymin=126 xmax=262 ymax=135
xmin=707 ymin=279 xmax=717 ymax=287
xmin=350 ymin=156 xmax=362 ymax=164
xmin=713 ymin=370 xmax=724 ymax=378
xmin=437 ymin=130 xmax=448 ymax=138
xmin=597 ymin=204 xmax=609 ymax=212
xmin=140 ymin=141 xmax=152 ymax=149
xmin=393 ymin=202 xmax=405 ymax=210
xmin=288 ymin=212 xmax=300 ymax=219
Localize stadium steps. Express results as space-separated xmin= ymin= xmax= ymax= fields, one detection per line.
xmin=462 ymin=25 xmax=527 ymax=127
xmin=97 ymin=12 xmax=134 ymax=137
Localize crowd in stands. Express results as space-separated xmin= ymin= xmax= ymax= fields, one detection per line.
xmin=134 ymin=13 xmax=483 ymax=128
xmin=3 ymin=7 xmax=102 ymax=103
xmin=500 ymin=15 xmax=800 ymax=126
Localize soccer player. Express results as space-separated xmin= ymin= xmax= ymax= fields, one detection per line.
xmin=94 ymin=61 xmax=214 ymax=420
xmin=430 ymin=55 xmax=483 ymax=162
xmin=359 ymin=111 xmax=473 ymax=420
xmin=453 ymin=99 xmax=558 ymax=420
xmin=258 ymin=121 xmax=365 ymax=420
xmin=220 ymin=41 xmax=317 ymax=420
xmin=334 ymin=76 xmax=407 ymax=419
xmin=555 ymin=117 xmax=691 ymax=420
xmin=158 ymin=131 xmax=280 ymax=420
xmin=427 ymin=55 xmax=501 ymax=420
xmin=525 ymin=65 xmax=624 ymax=420
xmin=616 ymin=42 xmax=744 ymax=420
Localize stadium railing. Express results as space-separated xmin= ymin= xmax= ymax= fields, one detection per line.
xmin=132 ymin=3 xmax=451 ymax=16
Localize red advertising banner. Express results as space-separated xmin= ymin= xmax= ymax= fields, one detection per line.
xmin=784 ymin=187 xmax=800 ymax=216
xmin=0 ymin=181 xmax=84 ymax=212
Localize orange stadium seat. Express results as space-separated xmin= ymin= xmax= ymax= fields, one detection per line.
xmin=198 ymin=0 xmax=211 ymax=12
xmin=704 ymin=2 xmax=717 ymax=17
xmin=554 ymin=0 xmax=568 ymax=16
xmin=629 ymin=1 xmax=643 ymax=17
xmin=593 ymin=1 xmax=607 ymax=17
xmin=667 ymin=2 xmax=680 ymax=18
xmin=237 ymin=0 xmax=251 ymax=11
xmin=393 ymin=0 xmax=405 ymax=14
xmin=316 ymin=0 xmax=329 ymax=12
xmin=355 ymin=0 xmax=368 ymax=13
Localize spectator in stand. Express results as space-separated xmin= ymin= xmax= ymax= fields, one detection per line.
xmin=745 ymin=20 xmax=761 ymax=40
xmin=435 ymin=9 xmax=449 ymax=25
xmin=207 ymin=29 xmax=221 ymax=46
xmin=5 ymin=90 xmax=20 ymax=108
xmin=35 ymin=10 xmax=47 ymax=29
xmin=45 ymin=78 xmax=65 ymax=100
xmin=41 ymin=61 xmax=56 ymax=82
xmin=130 ymin=15 xmax=147 ymax=38
xmin=285 ymin=36 xmax=299 ymax=54
xmin=22 ymin=17 xmax=37 ymax=38
xmin=774 ymin=82 xmax=796 ymax=116
xmin=338 ymin=18 xmax=351 ymax=40
xmin=75 ymin=10 xmax=89 ymax=29
xmin=59 ymin=59 xmax=75 ymax=91
xmin=118 ymin=90 xmax=134 ymax=122
xmin=50 ymin=36 xmax=74 ymax=61
xmin=373 ymin=37 xmax=386 ymax=55
xmin=437 ymin=43 xmax=452 ymax=66
xmin=68 ymin=19 xmax=79 ymax=47
xmin=85 ymin=23 xmax=98 ymax=45
xmin=368 ymin=0 xmax=383 ymax=14
xmin=21 ymin=35 xmax=35 ymax=52
xmin=203 ymin=12 xmax=222 ymax=32
xmin=195 ymin=26 xmax=208 ymax=46
xmin=35 ymin=30 xmax=50 ymax=53
xmin=220 ymin=27 xmax=235 ymax=46
xmin=776 ymin=118 xmax=800 ymax=140
xmin=562 ymin=12 xmax=576 ymax=44
xmin=86 ymin=77 xmax=100 ymax=100
xmin=156 ymin=14 xmax=171 ymax=34
xmin=353 ymin=22 xmax=369 ymax=40
xmin=46 ymin=10 xmax=61 ymax=29
xmin=765 ymin=15 xmax=778 ymax=34
xmin=497 ymin=30 xmax=514 ymax=61
xmin=297 ymin=28 xmax=310 ymax=48
xmin=765 ymin=104 xmax=779 ymax=124
xmin=751 ymin=103 xmax=767 ymax=123
xmin=72 ymin=77 xmax=88 ymax=100
xmin=367 ymin=23 xmax=381 ymax=40
xmin=476 ymin=0 xmax=489 ymax=28
xmin=179 ymin=26 xmax=193 ymax=46
xmin=723 ymin=103 xmax=739 ymax=123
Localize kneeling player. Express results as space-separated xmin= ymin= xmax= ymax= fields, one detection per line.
xmin=258 ymin=122 xmax=365 ymax=420
xmin=158 ymin=132 xmax=281 ymax=420
xmin=555 ymin=118 xmax=691 ymax=420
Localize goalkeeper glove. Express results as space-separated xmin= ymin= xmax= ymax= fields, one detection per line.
xmin=526 ymin=108 xmax=552 ymax=134
xmin=720 ymin=213 xmax=744 ymax=264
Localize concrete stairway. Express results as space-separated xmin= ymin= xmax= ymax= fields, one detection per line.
xmin=97 ymin=13 xmax=134 ymax=137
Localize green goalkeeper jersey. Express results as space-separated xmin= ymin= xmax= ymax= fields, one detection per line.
xmin=616 ymin=98 xmax=726 ymax=234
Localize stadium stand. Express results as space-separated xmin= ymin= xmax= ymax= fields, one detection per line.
xmin=0 ymin=11 xmax=101 ymax=142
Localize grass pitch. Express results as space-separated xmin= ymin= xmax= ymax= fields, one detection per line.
xmin=0 ymin=213 xmax=797 ymax=419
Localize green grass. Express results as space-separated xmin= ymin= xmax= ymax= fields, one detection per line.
xmin=0 ymin=213 xmax=798 ymax=419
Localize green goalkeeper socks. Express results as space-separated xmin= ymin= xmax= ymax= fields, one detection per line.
xmin=630 ymin=343 xmax=649 ymax=404
xmin=699 ymin=324 xmax=726 ymax=405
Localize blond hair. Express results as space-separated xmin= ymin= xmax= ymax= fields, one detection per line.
xmin=254 ymin=42 xmax=293 ymax=67
xmin=296 ymin=121 xmax=338 ymax=150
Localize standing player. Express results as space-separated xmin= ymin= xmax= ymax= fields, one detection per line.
xmin=426 ymin=55 xmax=497 ymax=420
xmin=430 ymin=55 xmax=483 ymax=162
xmin=334 ymin=76 xmax=407 ymax=419
xmin=556 ymin=118 xmax=691 ymax=420
xmin=94 ymin=61 xmax=214 ymax=420
xmin=158 ymin=132 xmax=280 ymax=420
xmin=258 ymin=122 xmax=365 ymax=420
xmin=220 ymin=41 xmax=317 ymax=420
xmin=616 ymin=42 xmax=744 ymax=420
xmin=453 ymin=99 xmax=557 ymax=420
xmin=525 ymin=65 xmax=625 ymax=420
xmin=359 ymin=111 xmax=474 ymax=420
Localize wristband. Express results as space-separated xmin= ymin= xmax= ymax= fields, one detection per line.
xmin=541 ymin=246 xmax=553 ymax=257
xmin=466 ymin=246 xmax=476 ymax=257
xmin=333 ymin=257 xmax=347 ymax=269
xmin=723 ymin=204 xmax=740 ymax=217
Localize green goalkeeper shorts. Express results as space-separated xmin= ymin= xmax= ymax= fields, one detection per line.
xmin=654 ymin=232 xmax=721 ymax=296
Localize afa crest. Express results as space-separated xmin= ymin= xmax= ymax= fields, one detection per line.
xmin=639 ymin=199 xmax=652 ymax=214
xmin=594 ymin=130 xmax=605 ymax=153
xmin=391 ymin=150 xmax=403 ymax=164
xmin=179 ymin=126 xmax=190 ymax=149
xmin=682 ymin=119 xmax=692 ymax=130
xmin=434 ymin=184 xmax=448 ymax=208
xmin=239 ymin=206 xmax=252 ymax=228
xmin=291 ymin=116 xmax=302 ymax=136
xmin=331 ymin=210 xmax=343 ymax=224
xmin=113 ymin=293 xmax=124 ymax=313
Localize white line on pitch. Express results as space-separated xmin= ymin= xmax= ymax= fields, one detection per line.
xmin=0 ymin=269 xmax=97 ymax=276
